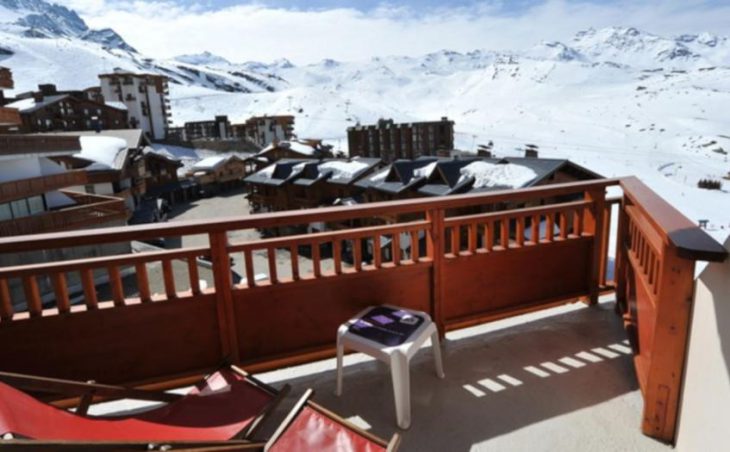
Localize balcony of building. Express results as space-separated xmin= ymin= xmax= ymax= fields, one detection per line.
xmin=0 ymin=107 xmax=21 ymax=127
xmin=0 ymin=177 xmax=726 ymax=450
xmin=0 ymin=170 xmax=88 ymax=204
xmin=0 ymin=190 xmax=128 ymax=236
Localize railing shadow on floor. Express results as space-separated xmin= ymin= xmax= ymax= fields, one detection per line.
xmin=257 ymin=300 xmax=659 ymax=451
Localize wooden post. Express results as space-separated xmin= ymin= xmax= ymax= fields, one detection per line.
xmin=427 ymin=209 xmax=446 ymax=336
xmin=640 ymin=249 xmax=695 ymax=442
xmin=584 ymin=189 xmax=606 ymax=305
xmin=209 ymin=231 xmax=239 ymax=364
xmin=614 ymin=198 xmax=629 ymax=314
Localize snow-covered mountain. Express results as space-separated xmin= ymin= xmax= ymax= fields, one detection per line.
xmin=0 ymin=1 xmax=728 ymax=236
xmin=0 ymin=0 xmax=134 ymax=51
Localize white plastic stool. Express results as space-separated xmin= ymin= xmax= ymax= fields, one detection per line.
xmin=335 ymin=305 xmax=445 ymax=429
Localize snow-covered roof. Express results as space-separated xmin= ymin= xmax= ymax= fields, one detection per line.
xmin=41 ymin=129 xmax=145 ymax=149
xmin=5 ymin=94 xmax=68 ymax=113
xmin=259 ymin=140 xmax=319 ymax=157
xmin=457 ymin=161 xmax=538 ymax=189
xmin=105 ymin=101 xmax=128 ymax=111
xmin=192 ymin=156 xmax=227 ymax=171
xmin=74 ymin=136 xmax=129 ymax=171
xmin=318 ymin=160 xmax=370 ymax=182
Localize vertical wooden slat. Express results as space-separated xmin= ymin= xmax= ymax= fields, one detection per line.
xmin=332 ymin=241 xmax=342 ymax=274
xmin=559 ymin=211 xmax=568 ymax=239
xmin=392 ymin=233 xmax=401 ymax=265
xmin=162 ymin=260 xmax=176 ymax=299
xmin=372 ymin=236 xmax=381 ymax=269
xmin=135 ymin=263 xmax=151 ymax=303
xmin=449 ymin=226 xmax=458 ymax=256
xmin=546 ymin=214 xmax=555 ymax=242
xmin=187 ymin=257 xmax=200 ymax=295
xmin=312 ymin=241 xmax=322 ymax=277
xmin=23 ymin=276 xmax=42 ymax=317
xmin=0 ymin=278 xmax=14 ymax=321
xmin=209 ymin=231 xmax=239 ymax=364
xmin=599 ymin=203 xmax=612 ymax=286
xmin=500 ymin=219 xmax=509 ymax=249
xmin=427 ymin=209 xmax=446 ymax=336
xmin=52 ymin=272 xmax=70 ymax=314
xmin=584 ymin=189 xmax=606 ymax=304
xmin=516 ymin=217 xmax=525 ymax=247
xmin=485 ymin=221 xmax=494 ymax=251
xmin=352 ymin=239 xmax=362 ymax=272
xmin=531 ymin=215 xmax=540 ymax=244
xmin=81 ymin=269 xmax=97 ymax=310
xmin=290 ymin=245 xmax=300 ymax=280
xmin=468 ymin=223 xmax=477 ymax=253
xmin=108 ymin=266 xmax=125 ymax=307
xmin=574 ymin=208 xmax=585 ymax=237
xmin=267 ymin=247 xmax=278 ymax=284
xmin=244 ymin=249 xmax=255 ymax=288
xmin=411 ymin=230 xmax=420 ymax=262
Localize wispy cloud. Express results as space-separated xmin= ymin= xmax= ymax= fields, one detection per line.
xmin=69 ymin=0 xmax=730 ymax=63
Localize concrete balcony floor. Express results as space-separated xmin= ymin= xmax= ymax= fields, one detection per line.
xmin=89 ymin=296 xmax=670 ymax=451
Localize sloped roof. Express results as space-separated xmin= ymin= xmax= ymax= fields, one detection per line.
xmin=40 ymin=129 xmax=147 ymax=150
xmin=360 ymin=157 xmax=602 ymax=196
xmin=6 ymin=95 xmax=69 ymax=113
xmin=74 ymin=136 xmax=129 ymax=171
xmin=244 ymin=159 xmax=311 ymax=187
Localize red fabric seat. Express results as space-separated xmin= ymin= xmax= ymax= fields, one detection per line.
xmin=269 ymin=406 xmax=385 ymax=452
xmin=0 ymin=370 xmax=273 ymax=441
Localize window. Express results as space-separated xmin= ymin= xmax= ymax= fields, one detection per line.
xmin=27 ymin=196 xmax=45 ymax=215
xmin=85 ymin=184 xmax=96 ymax=194
xmin=10 ymin=199 xmax=29 ymax=218
xmin=0 ymin=203 xmax=11 ymax=221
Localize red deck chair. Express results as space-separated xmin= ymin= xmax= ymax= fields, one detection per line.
xmin=265 ymin=389 xmax=400 ymax=452
xmin=0 ymin=366 xmax=288 ymax=450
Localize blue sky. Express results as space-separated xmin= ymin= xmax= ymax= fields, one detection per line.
xmin=72 ymin=0 xmax=730 ymax=63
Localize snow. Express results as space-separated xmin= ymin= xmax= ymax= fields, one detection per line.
xmin=458 ymin=161 xmax=538 ymax=189
xmin=368 ymin=167 xmax=390 ymax=183
xmin=318 ymin=160 xmax=369 ymax=181
xmin=258 ymin=164 xmax=276 ymax=178
xmin=75 ymin=136 xmax=127 ymax=170
xmin=149 ymin=144 xmax=252 ymax=176
xmin=105 ymin=101 xmax=127 ymax=111
xmin=4 ymin=97 xmax=36 ymax=111
xmin=1 ymin=9 xmax=729 ymax=242
xmin=192 ymin=156 xmax=227 ymax=171
xmin=411 ymin=161 xmax=438 ymax=181
xmin=288 ymin=141 xmax=317 ymax=156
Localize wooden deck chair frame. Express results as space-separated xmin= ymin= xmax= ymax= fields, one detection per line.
xmin=264 ymin=388 xmax=401 ymax=452
xmin=0 ymin=364 xmax=290 ymax=451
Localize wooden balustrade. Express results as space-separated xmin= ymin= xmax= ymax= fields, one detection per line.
xmin=0 ymin=176 xmax=724 ymax=444
xmin=0 ymin=171 xmax=88 ymax=204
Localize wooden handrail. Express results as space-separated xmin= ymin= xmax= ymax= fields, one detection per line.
xmin=0 ymin=178 xmax=620 ymax=253
xmin=620 ymin=177 xmax=727 ymax=262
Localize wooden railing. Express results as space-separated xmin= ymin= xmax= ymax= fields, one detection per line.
xmin=0 ymin=171 xmax=88 ymax=203
xmin=0 ymin=135 xmax=81 ymax=154
xmin=0 ymin=107 xmax=21 ymax=126
xmin=614 ymin=176 xmax=726 ymax=443
xmin=0 ymin=191 xmax=128 ymax=236
xmin=0 ymin=177 xmax=724 ymax=444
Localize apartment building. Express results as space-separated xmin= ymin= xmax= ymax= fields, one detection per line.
xmin=183 ymin=115 xmax=232 ymax=141
xmin=99 ymin=71 xmax=171 ymax=140
xmin=233 ymin=115 xmax=294 ymax=147
xmin=4 ymin=84 xmax=128 ymax=133
xmin=347 ymin=117 xmax=455 ymax=162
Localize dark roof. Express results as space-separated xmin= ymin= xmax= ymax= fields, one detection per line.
xmin=243 ymin=159 xmax=311 ymax=187
xmin=359 ymin=156 xmax=602 ymax=196
xmin=245 ymin=157 xmax=382 ymax=188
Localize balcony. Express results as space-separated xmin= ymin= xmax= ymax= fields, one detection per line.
xmin=0 ymin=190 xmax=128 ymax=236
xmin=0 ymin=170 xmax=88 ymax=204
xmin=0 ymin=177 xmax=725 ymax=448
